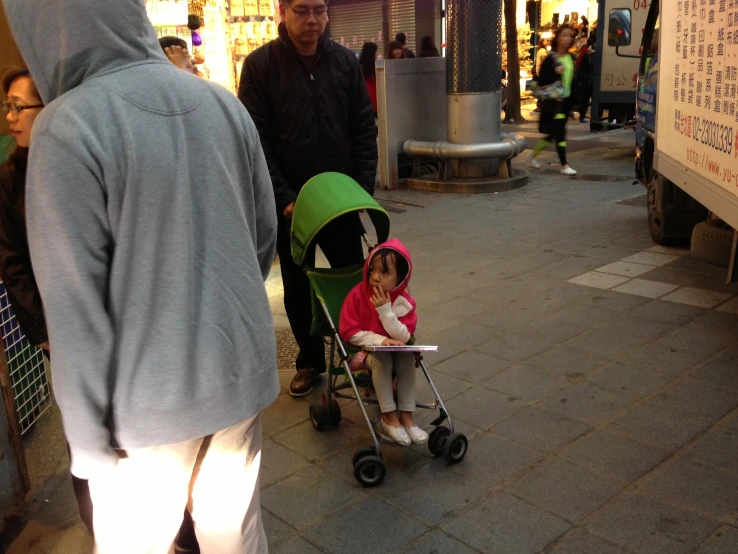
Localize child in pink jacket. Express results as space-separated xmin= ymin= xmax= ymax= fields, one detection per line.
xmin=339 ymin=239 xmax=428 ymax=446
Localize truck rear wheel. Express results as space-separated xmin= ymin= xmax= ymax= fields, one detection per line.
xmin=691 ymin=220 xmax=734 ymax=268
xmin=647 ymin=173 xmax=708 ymax=245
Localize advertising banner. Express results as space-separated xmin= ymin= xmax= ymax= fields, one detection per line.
xmin=658 ymin=0 xmax=738 ymax=196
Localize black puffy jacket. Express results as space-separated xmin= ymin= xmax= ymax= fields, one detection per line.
xmin=0 ymin=148 xmax=48 ymax=347
xmin=239 ymin=24 xmax=377 ymax=212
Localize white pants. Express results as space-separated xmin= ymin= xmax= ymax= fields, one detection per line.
xmin=365 ymin=352 xmax=416 ymax=413
xmin=89 ymin=414 xmax=266 ymax=554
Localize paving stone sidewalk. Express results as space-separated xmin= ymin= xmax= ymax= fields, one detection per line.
xmin=7 ymin=135 xmax=738 ymax=554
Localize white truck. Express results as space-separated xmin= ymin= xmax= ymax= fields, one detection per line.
xmin=634 ymin=0 xmax=738 ymax=277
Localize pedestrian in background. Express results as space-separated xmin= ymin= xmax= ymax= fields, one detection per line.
xmin=536 ymin=38 xmax=549 ymax=74
xmin=395 ymin=32 xmax=415 ymax=58
xmin=0 ymin=69 xmax=47 ymax=355
xmin=527 ymin=24 xmax=578 ymax=175
xmin=360 ymin=41 xmax=379 ymax=116
xmin=576 ymin=35 xmax=596 ymax=124
xmin=3 ymin=0 xmax=279 ymax=551
xmin=532 ymin=37 xmax=549 ymax=113
xmin=240 ymin=0 xmax=377 ymax=397
xmin=388 ymin=40 xmax=407 ymax=60
xmin=159 ymin=36 xmax=198 ymax=75
xmin=418 ymin=35 xmax=440 ymax=58
xmin=580 ymin=16 xmax=589 ymax=38
xmin=500 ymin=68 xmax=511 ymax=123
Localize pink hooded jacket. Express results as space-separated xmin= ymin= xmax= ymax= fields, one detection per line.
xmin=339 ymin=239 xmax=417 ymax=345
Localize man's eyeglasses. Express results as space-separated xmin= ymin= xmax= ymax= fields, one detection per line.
xmin=288 ymin=4 xmax=328 ymax=19
xmin=2 ymin=101 xmax=44 ymax=116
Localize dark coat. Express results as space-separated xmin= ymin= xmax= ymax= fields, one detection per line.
xmin=578 ymin=51 xmax=595 ymax=83
xmin=537 ymin=52 xmax=576 ymax=136
xmin=0 ymin=148 xmax=48 ymax=346
xmin=239 ymin=24 xmax=377 ymax=212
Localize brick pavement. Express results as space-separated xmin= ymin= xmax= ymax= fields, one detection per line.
xmin=7 ymin=133 xmax=738 ymax=553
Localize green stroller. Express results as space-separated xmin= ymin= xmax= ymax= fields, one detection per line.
xmin=290 ymin=172 xmax=469 ymax=488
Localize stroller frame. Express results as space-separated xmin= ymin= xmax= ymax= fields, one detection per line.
xmin=292 ymin=173 xmax=468 ymax=487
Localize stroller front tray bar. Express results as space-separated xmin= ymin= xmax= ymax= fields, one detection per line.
xmin=362 ymin=345 xmax=438 ymax=352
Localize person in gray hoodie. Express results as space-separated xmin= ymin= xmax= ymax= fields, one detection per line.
xmin=3 ymin=0 xmax=279 ymax=551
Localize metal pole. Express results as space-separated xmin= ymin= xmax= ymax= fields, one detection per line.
xmin=445 ymin=0 xmax=504 ymax=177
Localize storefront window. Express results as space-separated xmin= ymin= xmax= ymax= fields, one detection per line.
xmin=145 ymin=0 xmax=279 ymax=93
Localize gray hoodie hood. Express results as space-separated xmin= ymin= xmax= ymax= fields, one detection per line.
xmin=4 ymin=0 xmax=167 ymax=104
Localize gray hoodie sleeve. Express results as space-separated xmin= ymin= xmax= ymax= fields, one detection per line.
xmin=25 ymin=132 xmax=119 ymax=475
xmin=246 ymin=114 xmax=278 ymax=281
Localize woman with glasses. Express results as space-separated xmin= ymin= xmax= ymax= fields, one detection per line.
xmin=1 ymin=65 xmax=102 ymax=536
xmin=1 ymin=68 xmax=46 ymax=351
xmin=1 ymin=67 xmax=100 ymax=535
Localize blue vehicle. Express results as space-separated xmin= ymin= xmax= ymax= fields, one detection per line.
xmin=634 ymin=0 xmax=707 ymax=245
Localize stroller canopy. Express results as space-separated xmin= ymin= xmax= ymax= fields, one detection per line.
xmin=291 ymin=172 xmax=390 ymax=266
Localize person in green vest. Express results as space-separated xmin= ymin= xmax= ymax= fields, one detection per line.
xmin=527 ymin=24 xmax=578 ymax=176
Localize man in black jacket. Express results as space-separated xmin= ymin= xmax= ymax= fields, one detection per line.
xmin=239 ymin=0 xmax=377 ymax=397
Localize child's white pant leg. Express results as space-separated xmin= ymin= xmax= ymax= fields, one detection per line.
xmin=393 ymin=352 xmax=417 ymax=412
xmin=366 ymin=352 xmax=396 ymax=413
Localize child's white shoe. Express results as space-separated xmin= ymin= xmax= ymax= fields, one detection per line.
xmin=404 ymin=425 xmax=429 ymax=444
xmin=527 ymin=151 xmax=541 ymax=169
xmin=377 ymin=419 xmax=412 ymax=446
xmin=560 ymin=166 xmax=577 ymax=175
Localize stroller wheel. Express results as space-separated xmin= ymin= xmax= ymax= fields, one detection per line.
xmin=444 ymin=433 xmax=469 ymax=464
xmin=428 ymin=426 xmax=451 ymax=456
xmin=309 ymin=405 xmax=329 ymax=431
xmin=352 ymin=445 xmax=382 ymax=466
xmin=354 ymin=455 xmax=386 ymax=487
xmin=329 ymin=399 xmax=342 ymax=427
